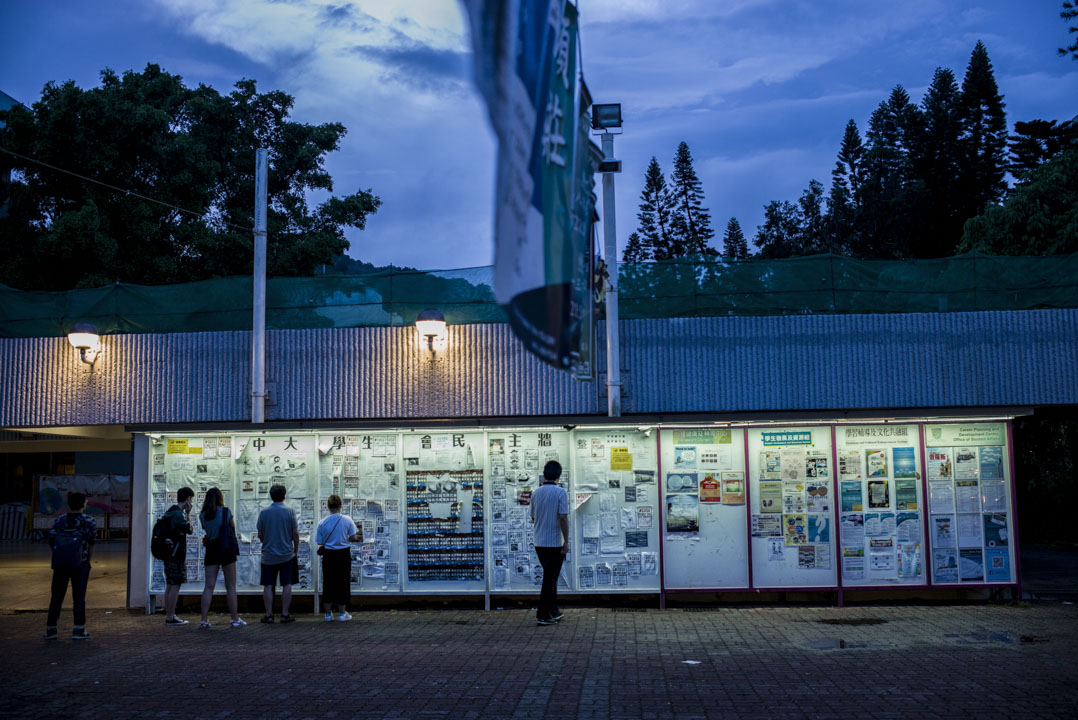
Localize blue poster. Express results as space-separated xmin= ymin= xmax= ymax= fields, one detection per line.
xmin=985 ymin=547 xmax=1011 ymax=582
xmin=892 ymin=446 xmax=918 ymax=479
xmin=979 ymin=446 xmax=1004 ymax=480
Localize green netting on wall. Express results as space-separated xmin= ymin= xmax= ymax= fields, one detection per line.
xmin=1 ymin=253 xmax=1076 ymax=338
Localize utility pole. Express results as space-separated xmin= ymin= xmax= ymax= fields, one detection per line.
xmin=251 ymin=148 xmax=268 ymax=424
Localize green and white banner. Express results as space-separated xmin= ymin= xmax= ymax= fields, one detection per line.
xmin=463 ymin=0 xmax=600 ymax=375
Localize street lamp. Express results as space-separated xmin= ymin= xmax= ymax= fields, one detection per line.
xmin=67 ymin=323 xmax=100 ymax=366
xmin=415 ymin=308 xmax=448 ymax=356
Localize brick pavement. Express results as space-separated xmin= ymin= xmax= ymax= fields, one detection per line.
xmin=1 ymin=603 xmax=1077 ymax=719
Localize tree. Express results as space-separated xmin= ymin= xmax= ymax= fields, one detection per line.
xmin=754 ymin=180 xmax=826 ymax=258
xmin=824 ymin=120 xmax=863 ymax=255
xmin=633 ymin=157 xmax=678 ymax=260
xmin=957 ymin=41 xmax=1008 ymax=220
xmin=1009 ymin=119 xmax=1078 ymax=179
xmin=668 ymin=141 xmax=716 ymax=255
xmin=911 ymin=67 xmax=965 ymax=256
xmin=958 ymin=148 xmax=1078 ymax=255
xmin=622 ymin=231 xmax=650 ymax=262
xmin=721 ymin=218 xmax=749 ymax=258
xmin=1061 ymin=1 xmax=1078 ymax=60
xmin=0 ymin=64 xmax=380 ymax=290
xmin=856 ymin=86 xmax=925 ymax=257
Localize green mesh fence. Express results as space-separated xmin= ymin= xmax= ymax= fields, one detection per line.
xmin=1 ymin=253 xmax=1076 ymax=338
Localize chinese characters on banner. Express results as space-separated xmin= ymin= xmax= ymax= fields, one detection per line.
xmin=463 ymin=0 xmax=602 ymax=376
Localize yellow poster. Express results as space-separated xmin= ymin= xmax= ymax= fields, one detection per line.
xmin=610 ymin=447 xmax=632 ymax=471
xmin=167 ymin=438 xmax=188 ymax=454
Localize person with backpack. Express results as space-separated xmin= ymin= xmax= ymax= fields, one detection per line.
xmin=160 ymin=487 xmax=194 ymax=626
xmin=314 ymin=493 xmax=360 ymax=622
xmin=45 ymin=492 xmax=97 ymax=640
xmin=198 ymin=487 xmax=246 ymax=629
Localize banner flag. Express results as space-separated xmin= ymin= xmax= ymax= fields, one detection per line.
xmin=464 ymin=0 xmax=600 ymax=374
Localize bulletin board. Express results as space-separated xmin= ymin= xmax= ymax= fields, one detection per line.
xmin=148 ymin=433 xmax=320 ymax=595
xmin=317 ymin=433 xmax=403 ymax=592
xmin=487 ymin=429 xmax=572 ymax=593
xmin=924 ymin=422 xmax=1015 ymax=585
xmin=571 ymin=428 xmax=661 ymax=591
xmin=660 ymin=428 xmax=749 ymax=590
xmin=747 ymin=426 xmax=837 ymax=589
xmin=401 ymin=431 xmax=487 ymax=593
xmin=835 ymin=424 xmax=926 ymax=587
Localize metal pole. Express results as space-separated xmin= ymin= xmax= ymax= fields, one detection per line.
xmin=601 ymin=133 xmax=621 ymax=417
xmin=251 ymin=148 xmax=268 ymax=424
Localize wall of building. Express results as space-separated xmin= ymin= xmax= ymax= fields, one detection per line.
xmin=2 ymin=309 xmax=1076 ymax=428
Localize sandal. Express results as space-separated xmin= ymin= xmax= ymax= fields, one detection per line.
xmin=260 ymin=615 xmax=274 ymax=624
xmin=279 ymin=614 xmax=296 ymax=624
xmin=199 ymin=620 xmax=211 ymax=629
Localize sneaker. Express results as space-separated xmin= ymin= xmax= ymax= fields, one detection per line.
xmin=199 ymin=620 xmax=211 ymax=629
xmin=337 ymin=612 xmax=353 ymax=622
xmin=165 ymin=617 xmax=189 ymax=626
xmin=44 ymin=627 xmax=58 ymax=640
xmin=260 ymin=615 xmax=274 ymax=624
xmin=551 ymin=612 xmax=564 ymax=622
xmin=324 ymin=613 xmax=334 ymax=622
xmin=279 ymin=614 xmax=296 ymax=624
xmin=230 ymin=618 xmax=247 ymax=628
xmin=71 ymin=628 xmax=91 ymax=640
xmin=537 ymin=618 xmax=556 ymax=626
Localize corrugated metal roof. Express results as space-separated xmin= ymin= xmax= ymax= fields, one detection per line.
xmin=2 ymin=309 xmax=1075 ymax=428
xmin=616 ymin=310 xmax=1078 ymax=412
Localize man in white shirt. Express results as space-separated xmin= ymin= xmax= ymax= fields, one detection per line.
xmin=530 ymin=461 xmax=569 ymax=626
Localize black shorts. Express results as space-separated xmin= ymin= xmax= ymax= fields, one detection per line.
xmin=203 ymin=538 xmax=237 ymax=568
xmin=260 ymin=559 xmax=296 ymax=588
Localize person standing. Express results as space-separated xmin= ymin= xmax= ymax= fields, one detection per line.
xmin=315 ymin=494 xmax=360 ymax=622
xmin=198 ymin=487 xmax=246 ymax=628
xmin=531 ymin=461 xmax=569 ymax=626
xmin=257 ymin=484 xmax=299 ymax=623
xmin=162 ymin=487 xmax=194 ymax=626
xmin=45 ymin=492 xmax=97 ymax=640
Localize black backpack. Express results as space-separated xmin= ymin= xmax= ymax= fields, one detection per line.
xmin=51 ymin=515 xmax=86 ymax=570
xmin=150 ymin=514 xmax=177 ymax=561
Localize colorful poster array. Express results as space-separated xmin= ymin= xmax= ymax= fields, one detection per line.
xmin=925 ymin=425 xmax=1014 ymax=584
xmin=836 ymin=425 xmax=923 ymax=586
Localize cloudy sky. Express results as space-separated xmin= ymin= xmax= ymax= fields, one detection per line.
xmin=2 ymin=0 xmax=1075 ymax=270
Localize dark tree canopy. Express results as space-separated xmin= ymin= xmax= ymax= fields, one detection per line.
xmin=0 ymin=64 xmax=380 ymax=290
xmin=633 ymin=156 xmax=677 ymax=261
xmin=668 ymin=141 xmax=716 ymax=256
xmin=959 ymin=148 xmax=1078 ymax=255
xmin=1009 ymin=119 xmax=1078 ymax=179
xmin=957 ymin=40 xmax=1008 ymax=219
xmin=1061 ymin=1 xmax=1078 ymax=60
xmin=721 ymin=218 xmax=749 ymax=259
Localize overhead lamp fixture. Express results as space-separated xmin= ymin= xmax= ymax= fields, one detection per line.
xmin=67 ymin=323 xmax=100 ymax=366
xmin=591 ymin=103 xmax=622 ymax=132
xmin=415 ymin=308 xmax=448 ymax=355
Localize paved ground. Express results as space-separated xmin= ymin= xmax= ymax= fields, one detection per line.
xmin=2 ymin=541 xmax=1077 ymax=719
xmin=2 ymin=603 xmax=1077 ymax=719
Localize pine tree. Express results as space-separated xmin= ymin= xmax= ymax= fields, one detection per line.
xmin=1061 ymin=1 xmax=1078 ymax=60
xmin=722 ymin=218 xmax=749 ymax=258
xmin=668 ymin=141 xmax=716 ymax=256
xmin=825 ymin=120 xmax=863 ymax=254
xmin=635 ymin=157 xmax=677 ymax=260
xmin=622 ymin=231 xmax=650 ymax=262
xmin=958 ymin=40 xmax=1008 ymax=218
xmin=912 ymin=67 xmax=964 ymax=256
xmin=1009 ymin=119 xmax=1078 ymax=179
xmin=857 ymin=85 xmax=924 ymax=257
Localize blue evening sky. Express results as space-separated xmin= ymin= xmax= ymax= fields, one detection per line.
xmin=1 ymin=1 xmax=1075 ymax=270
